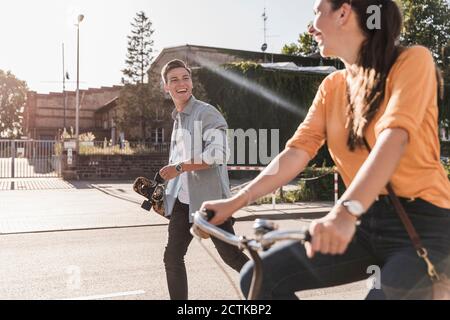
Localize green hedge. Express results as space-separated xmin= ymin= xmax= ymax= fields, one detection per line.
xmin=440 ymin=84 xmax=450 ymax=124
xmin=295 ymin=166 xmax=346 ymax=202
xmin=256 ymin=166 xmax=346 ymax=204
xmin=264 ymin=165 xmax=449 ymax=205
xmin=257 ymin=162 xmax=449 ymax=205
xmin=442 ymin=141 xmax=450 ymax=158
xmin=196 ymin=62 xmax=449 ymax=168
xmin=196 ymin=62 xmax=327 ymax=166
xmin=444 ymin=162 xmax=450 ymax=180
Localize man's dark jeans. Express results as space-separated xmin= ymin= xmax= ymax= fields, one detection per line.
xmin=164 ymin=199 xmax=249 ymax=300
xmin=240 ymin=197 xmax=450 ymax=300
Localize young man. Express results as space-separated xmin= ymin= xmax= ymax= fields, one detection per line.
xmin=159 ymin=59 xmax=249 ymax=300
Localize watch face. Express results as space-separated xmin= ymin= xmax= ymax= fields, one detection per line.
xmin=176 ymin=164 xmax=183 ymax=173
xmin=346 ymin=201 xmax=364 ymax=216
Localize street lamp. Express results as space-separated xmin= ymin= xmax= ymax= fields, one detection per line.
xmin=75 ymin=14 xmax=84 ymax=139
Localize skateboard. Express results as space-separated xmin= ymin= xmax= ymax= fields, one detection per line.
xmin=133 ymin=172 xmax=211 ymax=239
xmin=133 ymin=172 xmax=166 ymax=218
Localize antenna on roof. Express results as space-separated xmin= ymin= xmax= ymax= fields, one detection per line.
xmin=261 ymin=7 xmax=268 ymax=53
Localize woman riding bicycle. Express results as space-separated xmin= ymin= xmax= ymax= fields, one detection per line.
xmin=202 ymin=0 xmax=450 ymax=300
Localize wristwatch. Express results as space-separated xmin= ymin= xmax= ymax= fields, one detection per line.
xmin=175 ymin=162 xmax=184 ymax=174
xmin=337 ymin=199 xmax=365 ymax=218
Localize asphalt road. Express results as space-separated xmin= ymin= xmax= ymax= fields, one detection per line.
xmin=0 ymin=179 xmax=368 ymax=300
xmin=0 ymin=222 xmax=368 ymax=300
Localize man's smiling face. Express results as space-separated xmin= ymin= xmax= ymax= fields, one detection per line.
xmin=164 ymin=67 xmax=193 ymax=105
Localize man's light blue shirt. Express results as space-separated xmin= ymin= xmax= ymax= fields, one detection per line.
xmin=163 ymin=96 xmax=231 ymax=222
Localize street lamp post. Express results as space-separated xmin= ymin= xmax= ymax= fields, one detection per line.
xmin=75 ymin=14 xmax=84 ymax=139
xmin=62 ymin=43 xmax=66 ymax=130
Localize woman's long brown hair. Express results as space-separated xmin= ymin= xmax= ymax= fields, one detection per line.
xmin=329 ymin=0 xmax=403 ymax=150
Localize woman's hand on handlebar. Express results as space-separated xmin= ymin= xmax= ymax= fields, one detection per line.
xmin=201 ymin=196 xmax=244 ymax=225
xmin=305 ymin=206 xmax=358 ymax=258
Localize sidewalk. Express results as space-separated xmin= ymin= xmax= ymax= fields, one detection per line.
xmin=78 ymin=179 xmax=332 ymax=222
xmin=0 ymin=179 xmax=332 ymax=234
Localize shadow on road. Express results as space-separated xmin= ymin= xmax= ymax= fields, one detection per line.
xmin=236 ymin=211 xmax=327 ymax=222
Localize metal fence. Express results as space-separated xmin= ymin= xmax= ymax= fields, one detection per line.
xmin=0 ymin=140 xmax=61 ymax=178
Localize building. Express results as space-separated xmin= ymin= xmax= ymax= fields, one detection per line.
xmin=93 ymin=97 xmax=172 ymax=145
xmin=24 ymin=84 xmax=172 ymax=145
xmin=148 ymin=44 xmax=340 ymax=77
xmin=24 ymin=86 xmax=122 ymax=141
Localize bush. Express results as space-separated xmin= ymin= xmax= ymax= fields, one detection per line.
xmin=79 ymin=132 xmax=96 ymax=142
xmin=254 ymin=189 xmax=298 ymax=205
xmin=253 ymin=166 xmax=345 ymax=204
xmin=254 ymin=162 xmax=448 ymax=205
xmin=441 ymin=141 xmax=450 ymax=158
xmin=197 ymin=63 xmax=326 ymax=165
xmin=78 ymin=144 xmax=155 ymax=155
xmin=444 ymin=163 xmax=450 ymax=180
xmin=294 ymin=166 xmax=344 ymax=201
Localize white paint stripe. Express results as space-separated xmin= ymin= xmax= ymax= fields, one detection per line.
xmin=64 ymin=290 xmax=146 ymax=300
xmin=228 ymin=166 xmax=265 ymax=171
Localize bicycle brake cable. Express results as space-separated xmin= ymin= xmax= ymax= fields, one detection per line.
xmin=195 ymin=238 xmax=245 ymax=300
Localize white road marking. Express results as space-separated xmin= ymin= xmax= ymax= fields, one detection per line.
xmin=64 ymin=290 xmax=146 ymax=300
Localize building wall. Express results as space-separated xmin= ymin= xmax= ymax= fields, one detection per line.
xmin=24 ymin=86 xmax=122 ymax=140
xmin=93 ymin=98 xmax=174 ymax=144
xmin=68 ymin=154 xmax=169 ymax=180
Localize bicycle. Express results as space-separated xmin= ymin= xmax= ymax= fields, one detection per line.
xmin=191 ymin=210 xmax=311 ymax=300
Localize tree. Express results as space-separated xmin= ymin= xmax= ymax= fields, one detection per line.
xmin=399 ymin=0 xmax=450 ymax=125
xmin=281 ymin=31 xmax=318 ymax=56
xmin=115 ymin=76 xmax=165 ymax=142
xmin=0 ymin=70 xmax=27 ymax=139
xmin=282 ymin=1 xmax=450 ymax=124
xmin=116 ymin=11 xmax=162 ymax=142
xmin=443 ymin=41 xmax=450 ymax=78
xmin=399 ymin=0 xmax=450 ymax=66
xmin=122 ymin=11 xmax=155 ymax=84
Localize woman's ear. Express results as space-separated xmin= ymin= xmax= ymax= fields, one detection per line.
xmin=338 ymin=3 xmax=352 ymax=25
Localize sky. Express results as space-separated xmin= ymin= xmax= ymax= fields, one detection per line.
xmin=0 ymin=0 xmax=315 ymax=94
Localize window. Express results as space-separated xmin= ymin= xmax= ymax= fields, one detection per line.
xmin=95 ymin=116 xmax=102 ymax=129
xmin=152 ymin=128 xmax=164 ymax=144
xmin=155 ymin=109 xmax=165 ymax=122
xmin=102 ymin=113 xmax=108 ymax=129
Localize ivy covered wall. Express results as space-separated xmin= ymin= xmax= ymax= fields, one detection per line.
xmin=195 ymin=62 xmax=450 ymax=166
xmin=196 ymin=62 xmax=332 ymax=166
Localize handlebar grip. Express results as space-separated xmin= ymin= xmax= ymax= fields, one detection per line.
xmin=203 ymin=209 xmax=216 ymax=221
xmin=304 ymin=230 xmax=312 ymax=243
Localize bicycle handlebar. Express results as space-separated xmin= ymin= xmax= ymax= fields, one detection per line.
xmin=191 ymin=210 xmax=312 ymax=300
xmin=192 ymin=210 xmax=312 ymax=251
